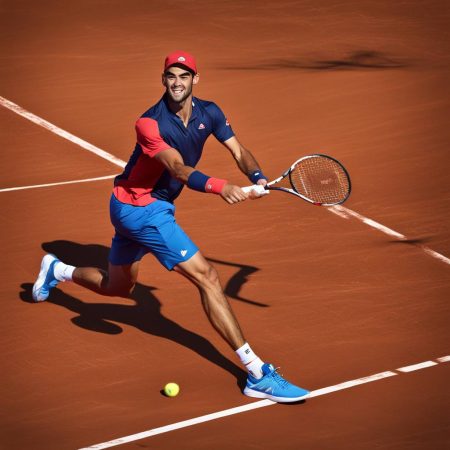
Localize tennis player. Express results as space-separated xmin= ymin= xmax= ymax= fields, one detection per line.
xmin=32 ymin=51 xmax=309 ymax=402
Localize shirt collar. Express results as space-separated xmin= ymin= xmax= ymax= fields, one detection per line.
xmin=162 ymin=94 xmax=199 ymax=123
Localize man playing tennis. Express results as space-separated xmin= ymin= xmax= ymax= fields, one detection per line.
xmin=32 ymin=51 xmax=309 ymax=402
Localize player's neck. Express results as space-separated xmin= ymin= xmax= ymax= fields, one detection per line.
xmin=166 ymin=95 xmax=193 ymax=127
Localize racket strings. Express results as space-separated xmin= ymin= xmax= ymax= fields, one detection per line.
xmin=290 ymin=157 xmax=350 ymax=204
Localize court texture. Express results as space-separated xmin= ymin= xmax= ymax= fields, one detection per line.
xmin=1 ymin=1 xmax=449 ymax=449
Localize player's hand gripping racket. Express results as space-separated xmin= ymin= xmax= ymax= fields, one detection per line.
xmin=242 ymin=154 xmax=351 ymax=206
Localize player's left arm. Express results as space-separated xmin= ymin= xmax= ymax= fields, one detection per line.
xmin=221 ymin=136 xmax=268 ymax=187
xmin=209 ymin=102 xmax=266 ymax=196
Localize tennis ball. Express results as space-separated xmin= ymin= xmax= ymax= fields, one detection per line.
xmin=164 ymin=382 xmax=180 ymax=397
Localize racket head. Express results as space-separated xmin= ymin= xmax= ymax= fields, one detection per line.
xmin=287 ymin=154 xmax=351 ymax=205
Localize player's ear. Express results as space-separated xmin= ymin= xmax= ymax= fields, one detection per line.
xmin=193 ymin=73 xmax=199 ymax=85
xmin=161 ymin=73 xmax=167 ymax=86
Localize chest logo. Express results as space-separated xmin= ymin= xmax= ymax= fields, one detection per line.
xmin=198 ymin=123 xmax=206 ymax=130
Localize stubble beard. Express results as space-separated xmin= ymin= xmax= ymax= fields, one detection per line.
xmin=167 ymin=84 xmax=193 ymax=105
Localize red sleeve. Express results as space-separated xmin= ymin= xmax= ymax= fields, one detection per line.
xmin=135 ymin=118 xmax=171 ymax=157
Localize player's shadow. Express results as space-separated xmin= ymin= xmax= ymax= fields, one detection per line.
xmin=38 ymin=240 xmax=268 ymax=307
xmin=20 ymin=240 xmax=269 ymax=388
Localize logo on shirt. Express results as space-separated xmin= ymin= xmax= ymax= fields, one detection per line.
xmin=180 ymin=249 xmax=188 ymax=257
xmin=198 ymin=123 xmax=206 ymax=130
xmin=225 ymin=119 xmax=230 ymax=126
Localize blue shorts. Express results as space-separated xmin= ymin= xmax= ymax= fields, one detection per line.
xmin=109 ymin=194 xmax=198 ymax=270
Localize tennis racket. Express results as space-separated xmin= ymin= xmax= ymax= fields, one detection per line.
xmin=242 ymin=154 xmax=351 ymax=206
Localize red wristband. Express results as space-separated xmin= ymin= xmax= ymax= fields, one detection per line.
xmin=205 ymin=177 xmax=227 ymax=194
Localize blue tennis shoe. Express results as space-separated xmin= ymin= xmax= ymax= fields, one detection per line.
xmin=244 ymin=363 xmax=310 ymax=403
xmin=32 ymin=254 xmax=60 ymax=302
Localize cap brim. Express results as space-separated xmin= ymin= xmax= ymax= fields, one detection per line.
xmin=164 ymin=62 xmax=196 ymax=74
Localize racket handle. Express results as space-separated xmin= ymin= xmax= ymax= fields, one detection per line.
xmin=241 ymin=185 xmax=269 ymax=195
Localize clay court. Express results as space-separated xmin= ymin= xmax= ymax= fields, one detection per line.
xmin=1 ymin=1 xmax=449 ymax=449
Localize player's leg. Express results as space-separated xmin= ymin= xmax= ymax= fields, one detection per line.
xmin=141 ymin=201 xmax=247 ymax=351
xmin=174 ymin=252 xmax=310 ymax=402
xmin=73 ymin=261 xmax=139 ymax=297
xmin=32 ymin=255 xmax=140 ymax=301
xmin=32 ymin=194 xmax=152 ymax=301
xmin=144 ymin=203 xmax=309 ymax=401
xmin=174 ymin=252 xmax=246 ymax=351
xmin=173 ymin=253 xmax=263 ymax=373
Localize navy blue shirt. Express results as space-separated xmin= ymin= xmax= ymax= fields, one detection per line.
xmin=114 ymin=95 xmax=234 ymax=206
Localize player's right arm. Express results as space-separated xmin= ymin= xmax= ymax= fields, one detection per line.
xmin=154 ymin=148 xmax=247 ymax=204
xmin=136 ymin=117 xmax=195 ymax=183
xmin=154 ymin=147 xmax=194 ymax=183
xmin=137 ymin=117 xmax=246 ymax=203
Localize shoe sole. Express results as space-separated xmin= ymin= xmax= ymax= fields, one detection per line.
xmin=32 ymin=254 xmax=57 ymax=302
xmin=243 ymin=386 xmax=310 ymax=403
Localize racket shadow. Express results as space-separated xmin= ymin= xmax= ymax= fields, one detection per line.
xmin=223 ymin=50 xmax=409 ymax=71
xmin=388 ymin=236 xmax=432 ymax=245
xmin=36 ymin=240 xmax=268 ymax=307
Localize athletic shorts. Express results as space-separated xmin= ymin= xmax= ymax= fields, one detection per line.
xmin=108 ymin=194 xmax=198 ymax=270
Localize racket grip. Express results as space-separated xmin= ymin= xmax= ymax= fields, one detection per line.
xmin=241 ymin=185 xmax=269 ymax=195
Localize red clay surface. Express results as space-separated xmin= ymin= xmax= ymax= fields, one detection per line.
xmin=1 ymin=1 xmax=449 ymax=449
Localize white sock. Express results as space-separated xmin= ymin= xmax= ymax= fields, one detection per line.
xmin=235 ymin=342 xmax=264 ymax=379
xmin=53 ymin=261 xmax=76 ymax=282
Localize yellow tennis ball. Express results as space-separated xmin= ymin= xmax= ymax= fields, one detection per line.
xmin=164 ymin=382 xmax=180 ymax=397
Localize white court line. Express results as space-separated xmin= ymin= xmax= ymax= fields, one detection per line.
xmin=397 ymin=361 xmax=438 ymax=372
xmin=1 ymin=95 xmax=448 ymax=266
xmin=79 ymin=355 xmax=449 ymax=450
xmin=307 ymin=370 xmax=397 ymax=398
xmin=2 ymin=98 xmax=447 ymax=446
xmin=328 ymin=205 xmax=450 ymax=265
xmin=329 ymin=205 xmax=406 ymax=239
xmin=437 ymin=355 xmax=450 ymax=363
xmin=0 ymin=174 xmax=117 ymax=193
xmin=421 ymin=246 xmax=450 ymax=265
xmin=0 ymin=96 xmax=126 ymax=168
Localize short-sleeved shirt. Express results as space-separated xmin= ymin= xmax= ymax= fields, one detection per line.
xmin=113 ymin=95 xmax=234 ymax=206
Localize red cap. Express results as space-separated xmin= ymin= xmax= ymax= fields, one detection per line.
xmin=164 ymin=51 xmax=197 ymax=74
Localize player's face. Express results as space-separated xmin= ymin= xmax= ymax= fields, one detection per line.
xmin=162 ymin=67 xmax=199 ymax=104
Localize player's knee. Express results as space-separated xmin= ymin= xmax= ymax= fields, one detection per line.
xmin=196 ymin=264 xmax=220 ymax=290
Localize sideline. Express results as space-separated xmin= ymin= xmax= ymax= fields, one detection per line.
xmin=328 ymin=205 xmax=450 ymax=265
xmin=0 ymin=96 xmax=126 ymax=168
xmin=79 ymin=355 xmax=449 ymax=449
xmin=0 ymin=174 xmax=117 ymax=192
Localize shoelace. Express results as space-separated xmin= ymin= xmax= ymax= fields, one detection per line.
xmin=270 ymin=367 xmax=290 ymax=388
